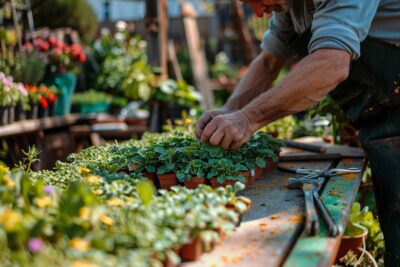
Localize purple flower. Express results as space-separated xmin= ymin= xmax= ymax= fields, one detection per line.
xmin=28 ymin=238 xmax=44 ymax=253
xmin=44 ymin=185 xmax=54 ymax=195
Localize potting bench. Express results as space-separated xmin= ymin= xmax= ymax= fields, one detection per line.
xmin=184 ymin=140 xmax=366 ymax=267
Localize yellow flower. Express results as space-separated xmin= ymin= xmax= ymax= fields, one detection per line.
xmin=99 ymin=214 xmax=115 ymax=226
xmin=79 ymin=207 xmax=91 ymax=220
xmin=71 ymin=260 xmax=99 ymax=267
xmin=92 ymin=189 xmax=104 ymax=196
xmin=79 ymin=168 xmax=90 ymax=174
xmin=35 ymin=196 xmax=52 ymax=208
xmin=84 ymin=174 xmax=101 ymax=184
xmin=4 ymin=176 xmax=14 ymax=187
xmin=107 ymin=197 xmax=125 ymax=207
xmin=0 ymin=209 xmax=21 ymax=231
xmin=69 ymin=238 xmax=90 ymax=252
xmin=0 ymin=165 xmax=9 ymax=174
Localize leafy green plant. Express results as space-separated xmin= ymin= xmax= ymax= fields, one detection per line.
xmin=176 ymin=159 xmax=209 ymax=182
xmin=207 ymin=159 xmax=245 ymax=184
xmin=72 ymin=89 xmax=111 ymax=105
xmin=344 ymin=202 xmax=384 ymax=261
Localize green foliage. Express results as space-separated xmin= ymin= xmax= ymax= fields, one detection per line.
xmin=9 ymin=51 xmax=46 ymax=86
xmin=154 ymin=79 xmax=202 ymax=107
xmin=72 ymin=89 xmax=111 ymax=105
xmin=345 ymin=202 xmax=385 ymax=261
xmin=32 ymin=0 xmax=98 ymax=40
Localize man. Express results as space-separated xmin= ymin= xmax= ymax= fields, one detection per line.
xmin=195 ymin=0 xmax=400 ymax=265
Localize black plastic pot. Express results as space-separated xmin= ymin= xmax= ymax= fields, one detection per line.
xmin=38 ymin=105 xmax=49 ymax=118
xmin=48 ymin=103 xmax=55 ymax=117
xmin=0 ymin=106 xmax=8 ymax=126
xmin=14 ymin=103 xmax=26 ymax=121
xmin=7 ymin=105 xmax=15 ymax=124
xmin=26 ymin=103 xmax=38 ymax=120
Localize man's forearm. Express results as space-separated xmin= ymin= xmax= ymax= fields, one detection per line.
xmin=223 ymin=51 xmax=285 ymax=111
xmin=242 ymin=49 xmax=351 ymax=130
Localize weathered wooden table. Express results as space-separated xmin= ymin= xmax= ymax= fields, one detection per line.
xmin=184 ymin=146 xmax=366 ymax=267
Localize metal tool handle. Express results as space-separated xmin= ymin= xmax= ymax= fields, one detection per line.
xmin=283 ymin=139 xmax=328 ymax=154
xmin=313 ymin=191 xmax=339 ymax=237
xmin=325 ymin=168 xmax=361 ymax=176
xmin=303 ymin=185 xmax=319 ymax=236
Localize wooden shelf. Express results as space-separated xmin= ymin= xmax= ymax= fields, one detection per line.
xmin=0 ymin=114 xmax=83 ymax=138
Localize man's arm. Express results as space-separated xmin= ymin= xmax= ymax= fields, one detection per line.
xmin=242 ymin=49 xmax=351 ymax=131
xmin=200 ymin=48 xmax=350 ymax=149
xmin=224 ymin=50 xmax=286 ymax=110
xmin=195 ymin=50 xmax=285 ymax=138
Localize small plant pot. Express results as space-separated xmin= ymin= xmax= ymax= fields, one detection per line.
xmin=143 ymin=172 xmax=158 ymax=185
xmin=26 ymin=103 xmax=38 ymax=120
xmin=179 ymin=237 xmax=202 ymax=262
xmin=14 ymin=103 xmax=26 ymax=121
xmin=7 ymin=105 xmax=15 ymax=123
xmin=0 ymin=106 xmax=8 ymax=126
xmin=119 ymin=168 xmax=130 ymax=174
xmin=209 ymin=178 xmax=236 ymax=188
xmin=129 ymin=162 xmax=140 ymax=172
xmin=263 ymin=159 xmax=277 ymax=173
xmin=240 ymin=170 xmax=252 ymax=186
xmin=336 ymin=225 xmax=368 ymax=261
xmin=48 ymin=102 xmax=55 ymax=117
xmin=158 ymin=173 xmax=178 ymax=190
xmin=185 ymin=177 xmax=206 ymax=189
xmin=38 ymin=105 xmax=49 ymax=118
xmin=254 ymin=166 xmax=264 ymax=180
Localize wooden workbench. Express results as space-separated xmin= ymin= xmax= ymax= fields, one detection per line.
xmin=184 ymin=149 xmax=366 ymax=267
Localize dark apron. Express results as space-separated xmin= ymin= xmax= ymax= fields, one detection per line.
xmin=290 ymin=28 xmax=400 ymax=266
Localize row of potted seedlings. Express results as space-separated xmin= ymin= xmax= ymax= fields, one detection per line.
xmin=112 ymin=131 xmax=282 ymax=190
xmin=1 ymin=159 xmax=251 ymax=266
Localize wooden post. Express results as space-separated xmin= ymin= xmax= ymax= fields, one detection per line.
xmin=145 ymin=0 xmax=168 ymax=79
xmin=181 ymin=3 xmax=214 ymax=110
xmin=231 ymin=0 xmax=257 ymax=64
xmin=159 ymin=0 xmax=168 ymax=80
xmin=168 ymin=40 xmax=183 ymax=81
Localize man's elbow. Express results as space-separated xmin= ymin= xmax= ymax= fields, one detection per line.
xmin=313 ymin=49 xmax=351 ymax=85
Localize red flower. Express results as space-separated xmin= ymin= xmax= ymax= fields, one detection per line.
xmin=78 ymin=52 xmax=87 ymax=63
xmin=48 ymin=37 xmax=57 ymax=47
xmin=51 ymin=47 xmax=63 ymax=56
xmin=38 ymin=96 xmax=49 ymax=109
xmin=24 ymin=42 xmax=34 ymax=52
xmin=36 ymin=39 xmax=49 ymax=52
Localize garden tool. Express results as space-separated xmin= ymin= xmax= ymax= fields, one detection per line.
xmin=281 ymin=167 xmax=361 ymax=236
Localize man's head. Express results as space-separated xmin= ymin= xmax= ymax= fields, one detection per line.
xmin=240 ymin=0 xmax=290 ymax=17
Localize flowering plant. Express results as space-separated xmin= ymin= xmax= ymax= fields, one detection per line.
xmin=0 ymin=72 xmax=29 ymax=107
xmin=25 ymin=85 xmax=58 ymax=109
xmin=24 ymin=37 xmax=87 ymax=74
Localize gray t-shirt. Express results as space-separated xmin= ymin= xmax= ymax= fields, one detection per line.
xmin=261 ymin=0 xmax=400 ymax=60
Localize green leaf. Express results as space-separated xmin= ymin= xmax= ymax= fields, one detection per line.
xmin=255 ymin=157 xmax=266 ymax=168
xmin=137 ymin=180 xmax=155 ymax=206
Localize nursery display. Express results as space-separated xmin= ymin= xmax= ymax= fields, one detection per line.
xmin=0 ymin=135 xmax=252 ymax=266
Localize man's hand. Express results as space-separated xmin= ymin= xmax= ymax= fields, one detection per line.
xmin=199 ymin=110 xmax=255 ymax=150
xmin=195 ymin=109 xmax=233 ymax=139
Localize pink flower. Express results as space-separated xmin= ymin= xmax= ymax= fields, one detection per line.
xmin=36 ymin=39 xmax=49 ymax=52
xmin=16 ymin=83 xmax=28 ymax=97
xmin=44 ymin=185 xmax=54 ymax=195
xmin=28 ymin=238 xmax=44 ymax=253
xmin=24 ymin=42 xmax=34 ymax=52
xmin=51 ymin=47 xmax=63 ymax=56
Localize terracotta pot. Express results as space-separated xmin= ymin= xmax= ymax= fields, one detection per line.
xmin=209 ymin=178 xmax=236 ymax=188
xmin=143 ymin=172 xmax=157 ymax=184
xmin=336 ymin=226 xmax=368 ymax=260
xmin=179 ymin=237 xmax=202 ymax=261
xmin=118 ymin=168 xmax=130 ymax=174
xmin=158 ymin=173 xmax=178 ymax=190
xmin=263 ymin=159 xmax=277 ymax=173
xmin=254 ymin=166 xmax=264 ymax=180
xmin=185 ymin=177 xmax=206 ymax=189
xmin=240 ymin=170 xmax=252 ymax=186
